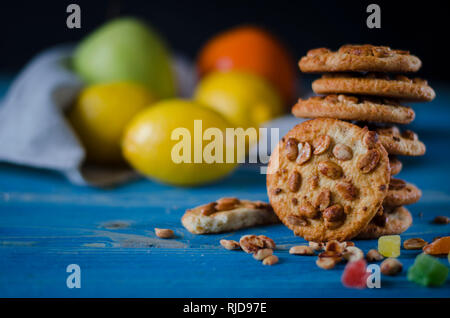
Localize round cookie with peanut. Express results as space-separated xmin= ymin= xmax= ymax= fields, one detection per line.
xmin=267 ymin=118 xmax=390 ymax=242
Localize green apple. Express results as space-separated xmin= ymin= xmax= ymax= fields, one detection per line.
xmin=73 ymin=17 xmax=176 ymax=99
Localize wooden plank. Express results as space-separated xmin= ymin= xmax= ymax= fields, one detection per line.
xmin=0 ymin=79 xmax=449 ymax=297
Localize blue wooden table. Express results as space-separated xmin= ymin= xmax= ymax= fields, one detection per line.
xmin=0 ymin=78 xmax=449 ymax=298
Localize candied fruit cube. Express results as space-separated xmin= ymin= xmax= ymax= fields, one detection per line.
xmin=378 ymin=235 xmax=400 ymax=257
xmin=341 ymin=259 xmax=370 ymax=289
xmin=407 ymin=253 xmax=449 ymax=287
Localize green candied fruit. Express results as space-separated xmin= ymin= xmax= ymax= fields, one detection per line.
xmin=407 ymin=253 xmax=449 ymax=287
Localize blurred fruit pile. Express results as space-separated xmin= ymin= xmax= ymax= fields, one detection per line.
xmin=69 ymin=17 xmax=296 ymax=186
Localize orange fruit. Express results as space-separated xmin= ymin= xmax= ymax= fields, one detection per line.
xmin=197 ymin=26 xmax=296 ymax=104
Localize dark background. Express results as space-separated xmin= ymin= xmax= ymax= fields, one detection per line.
xmin=1 ymin=0 xmax=449 ymax=80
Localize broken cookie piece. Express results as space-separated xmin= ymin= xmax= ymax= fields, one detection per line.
xmin=181 ymin=198 xmax=280 ymax=234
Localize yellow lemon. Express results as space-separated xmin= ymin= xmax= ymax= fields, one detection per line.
xmin=194 ymin=71 xmax=284 ymax=130
xmin=122 ymin=99 xmax=238 ymax=186
xmin=68 ymin=82 xmax=155 ymax=164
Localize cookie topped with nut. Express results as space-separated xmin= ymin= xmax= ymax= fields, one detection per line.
xmin=266 ymin=118 xmax=390 ymax=242
xmin=312 ymin=73 xmax=435 ymax=102
xmin=181 ymin=198 xmax=279 ymax=234
xmin=357 ymin=206 xmax=413 ymax=239
xmin=292 ymin=94 xmax=415 ymax=125
xmin=375 ymin=126 xmax=426 ymax=156
xmin=299 ymin=44 xmax=422 ymax=73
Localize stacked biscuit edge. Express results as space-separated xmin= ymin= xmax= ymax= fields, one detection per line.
xmin=293 ymin=44 xmax=433 ymax=239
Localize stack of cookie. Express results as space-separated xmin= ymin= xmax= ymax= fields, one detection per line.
xmin=267 ymin=44 xmax=434 ymax=242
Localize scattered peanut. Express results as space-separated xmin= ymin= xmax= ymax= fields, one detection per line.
xmin=220 ymin=239 xmax=241 ymax=250
xmin=366 ymin=249 xmax=384 ymax=262
xmin=239 ymin=234 xmax=276 ymax=253
xmin=239 ymin=235 xmax=265 ymax=253
xmin=253 ymin=248 xmax=273 ymax=260
xmin=154 ymin=228 xmax=174 ymax=239
xmin=343 ymin=246 xmax=364 ymax=262
xmin=289 ymin=245 xmax=315 ymax=256
xmin=433 ymin=216 xmax=450 ymax=224
xmin=262 ymin=255 xmax=279 ymax=265
xmin=403 ymin=238 xmax=427 ymax=250
xmin=380 ymin=258 xmax=403 ymax=276
xmin=258 ymin=235 xmax=276 ymax=249
xmin=325 ymin=240 xmax=345 ymax=253
xmin=316 ymin=257 xmax=338 ymax=270
xmin=309 ymin=241 xmax=324 ymax=251
xmin=318 ymin=251 xmax=343 ymax=262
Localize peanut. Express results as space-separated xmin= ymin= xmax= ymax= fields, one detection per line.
xmin=220 ymin=239 xmax=241 ymax=250
xmin=332 ymin=144 xmax=353 ymax=161
xmin=288 ymin=171 xmax=302 ymax=192
xmin=343 ymin=246 xmax=364 ymax=262
xmin=380 ymin=258 xmax=402 ymax=276
xmin=313 ymin=135 xmax=331 ymax=155
xmin=357 ymin=149 xmax=380 ymax=174
xmin=154 ymin=228 xmax=174 ymax=239
xmin=289 ymin=245 xmax=315 ymax=256
xmin=366 ymin=249 xmax=384 ymax=262
xmin=296 ymin=142 xmax=312 ymax=165
xmin=262 ymin=255 xmax=279 ymax=265
xmin=403 ymin=238 xmax=427 ymax=250
xmin=253 ymin=248 xmax=273 ymax=260
xmin=318 ymin=161 xmax=343 ymax=179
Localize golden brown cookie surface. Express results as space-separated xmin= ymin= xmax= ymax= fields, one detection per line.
xmin=357 ymin=206 xmax=412 ymax=239
xmin=312 ymin=73 xmax=435 ymax=102
xmin=375 ymin=126 xmax=426 ymax=156
xmin=266 ymin=118 xmax=390 ymax=242
xmin=299 ymin=45 xmax=421 ymax=73
xmin=384 ymin=178 xmax=422 ymax=206
xmin=292 ymin=95 xmax=415 ymax=125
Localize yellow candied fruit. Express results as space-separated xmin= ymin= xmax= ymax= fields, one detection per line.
xmin=378 ymin=235 xmax=401 ymax=258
